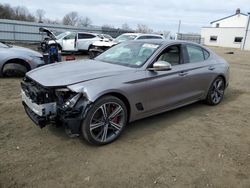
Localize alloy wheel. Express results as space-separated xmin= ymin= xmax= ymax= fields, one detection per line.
xmin=89 ymin=102 xmax=126 ymax=143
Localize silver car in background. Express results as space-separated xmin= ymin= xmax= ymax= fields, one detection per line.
xmin=0 ymin=42 xmax=44 ymax=77
xmin=21 ymin=40 xmax=229 ymax=145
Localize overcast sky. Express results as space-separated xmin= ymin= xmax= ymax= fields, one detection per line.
xmin=1 ymin=0 xmax=249 ymax=33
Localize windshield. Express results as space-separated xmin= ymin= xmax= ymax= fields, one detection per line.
xmin=115 ymin=34 xmax=137 ymax=43
xmin=95 ymin=42 xmax=160 ymax=68
xmin=0 ymin=42 xmax=9 ymax=48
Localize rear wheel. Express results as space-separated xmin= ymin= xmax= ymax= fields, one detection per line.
xmin=2 ymin=63 xmax=28 ymax=77
xmin=81 ymin=96 xmax=127 ymax=145
xmin=206 ymin=77 xmax=225 ymax=105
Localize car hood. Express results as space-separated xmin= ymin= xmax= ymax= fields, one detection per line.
xmin=26 ymin=59 xmax=135 ymax=87
xmin=8 ymin=45 xmax=42 ymax=57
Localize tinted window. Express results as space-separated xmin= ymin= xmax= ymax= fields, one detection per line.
xmin=137 ymin=36 xmax=162 ymax=40
xmin=157 ymin=45 xmax=180 ymax=66
xmin=234 ymin=37 xmax=243 ymax=43
xmin=186 ymin=45 xmax=205 ymax=63
xmin=78 ymin=33 xmax=95 ymax=39
xmin=210 ymin=36 xmax=217 ymax=42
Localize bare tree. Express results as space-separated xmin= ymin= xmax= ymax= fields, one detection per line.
xmin=62 ymin=11 xmax=79 ymax=26
xmin=0 ymin=3 xmax=14 ymax=19
xmin=36 ymin=9 xmax=45 ymax=23
xmin=78 ymin=16 xmax=92 ymax=27
xmin=121 ymin=23 xmax=131 ymax=30
xmin=136 ymin=24 xmax=153 ymax=33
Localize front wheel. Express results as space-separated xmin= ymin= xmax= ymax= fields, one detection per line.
xmin=206 ymin=77 xmax=225 ymax=105
xmin=81 ymin=96 xmax=128 ymax=145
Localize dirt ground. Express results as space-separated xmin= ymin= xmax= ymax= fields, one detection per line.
xmin=0 ymin=46 xmax=250 ymax=188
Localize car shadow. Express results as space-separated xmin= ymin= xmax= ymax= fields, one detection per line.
xmin=46 ymin=86 xmax=243 ymax=145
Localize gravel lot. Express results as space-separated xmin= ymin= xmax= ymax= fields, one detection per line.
xmin=0 ymin=46 xmax=250 ymax=188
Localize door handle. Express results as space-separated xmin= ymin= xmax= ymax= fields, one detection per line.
xmin=208 ymin=66 xmax=215 ymax=70
xmin=179 ymin=71 xmax=188 ymax=76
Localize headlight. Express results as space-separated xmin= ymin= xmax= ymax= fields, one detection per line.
xmin=63 ymin=93 xmax=82 ymax=109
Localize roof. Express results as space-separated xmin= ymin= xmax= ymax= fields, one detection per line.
xmin=210 ymin=13 xmax=248 ymax=24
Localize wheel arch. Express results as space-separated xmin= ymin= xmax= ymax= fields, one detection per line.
xmin=96 ymin=92 xmax=131 ymax=122
xmin=2 ymin=58 xmax=31 ymax=72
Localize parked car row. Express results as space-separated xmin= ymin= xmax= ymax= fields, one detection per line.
xmin=0 ymin=29 xmax=164 ymax=77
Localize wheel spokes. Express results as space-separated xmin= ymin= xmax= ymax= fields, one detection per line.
xmin=109 ymin=106 xmax=122 ymax=120
xmin=90 ymin=102 xmax=125 ymax=143
xmin=100 ymin=104 xmax=108 ymax=119
xmin=110 ymin=121 xmax=122 ymax=131
xmin=101 ymin=126 xmax=108 ymax=142
xmin=90 ymin=122 xmax=105 ymax=131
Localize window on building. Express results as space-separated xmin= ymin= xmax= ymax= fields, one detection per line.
xmin=216 ymin=23 xmax=220 ymax=28
xmin=210 ymin=36 xmax=217 ymax=42
xmin=234 ymin=37 xmax=243 ymax=43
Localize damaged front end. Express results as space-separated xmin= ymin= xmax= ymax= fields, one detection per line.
xmin=21 ymin=77 xmax=92 ymax=136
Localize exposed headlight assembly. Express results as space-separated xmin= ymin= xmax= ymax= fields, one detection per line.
xmin=63 ymin=93 xmax=82 ymax=109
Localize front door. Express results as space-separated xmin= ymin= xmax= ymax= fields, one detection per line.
xmin=62 ymin=33 xmax=76 ymax=51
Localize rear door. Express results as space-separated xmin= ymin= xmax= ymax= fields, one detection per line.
xmin=77 ymin=33 xmax=99 ymax=50
xmin=180 ymin=44 xmax=214 ymax=99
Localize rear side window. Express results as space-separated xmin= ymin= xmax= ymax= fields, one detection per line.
xmin=78 ymin=33 xmax=95 ymax=39
xmin=186 ymin=45 xmax=205 ymax=63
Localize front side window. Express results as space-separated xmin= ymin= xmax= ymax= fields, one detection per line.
xmin=95 ymin=42 xmax=160 ymax=67
xmin=186 ymin=45 xmax=205 ymax=63
xmin=156 ymin=45 xmax=181 ymax=66
xmin=64 ymin=33 xmax=76 ymax=40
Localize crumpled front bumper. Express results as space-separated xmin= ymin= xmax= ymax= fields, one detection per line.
xmin=21 ymin=89 xmax=86 ymax=135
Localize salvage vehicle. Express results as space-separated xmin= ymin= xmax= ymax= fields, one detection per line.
xmin=41 ymin=28 xmax=102 ymax=52
xmin=89 ymin=33 xmax=164 ymax=58
xmin=21 ymin=40 xmax=229 ymax=145
xmin=0 ymin=42 xmax=44 ymax=77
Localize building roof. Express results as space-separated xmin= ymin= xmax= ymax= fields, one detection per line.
xmin=210 ymin=13 xmax=248 ymax=24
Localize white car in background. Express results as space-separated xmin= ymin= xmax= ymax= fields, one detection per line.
xmin=47 ymin=30 xmax=102 ymax=52
xmin=89 ymin=33 xmax=164 ymax=58
xmin=39 ymin=27 xmax=103 ymax=51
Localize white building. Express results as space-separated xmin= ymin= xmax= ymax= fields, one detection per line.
xmin=201 ymin=9 xmax=250 ymax=50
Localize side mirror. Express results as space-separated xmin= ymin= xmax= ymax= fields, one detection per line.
xmin=148 ymin=61 xmax=172 ymax=71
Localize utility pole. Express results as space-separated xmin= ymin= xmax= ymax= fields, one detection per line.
xmin=242 ymin=13 xmax=250 ymax=50
xmin=178 ymin=20 xmax=181 ymax=34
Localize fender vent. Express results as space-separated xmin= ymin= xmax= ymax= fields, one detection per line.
xmin=135 ymin=103 xmax=144 ymax=111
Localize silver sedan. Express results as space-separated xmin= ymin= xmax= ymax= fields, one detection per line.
xmin=21 ymin=40 xmax=229 ymax=145
xmin=0 ymin=42 xmax=44 ymax=77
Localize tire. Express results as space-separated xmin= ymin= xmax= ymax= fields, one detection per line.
xmin=206 ymin=76 xmax=225 ymax=105
xmin=2 ymin=63 xmax=28 ymax=77
xmin=81 ymin=95 xmax=128 ymax=145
